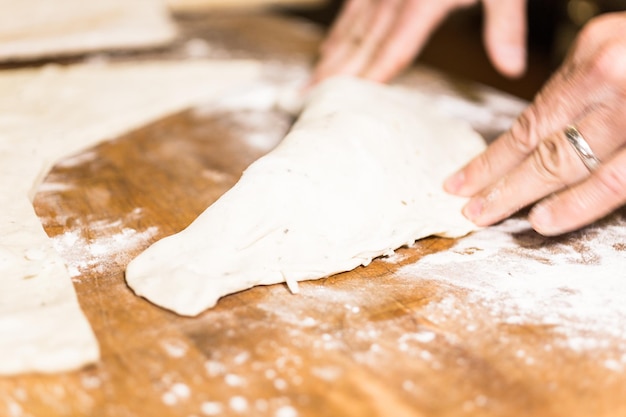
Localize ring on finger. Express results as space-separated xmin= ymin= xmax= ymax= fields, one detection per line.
xmin=564 ymin=125 xmax=601 ymax=172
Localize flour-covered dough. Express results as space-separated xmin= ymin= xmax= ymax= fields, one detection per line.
xmin=167 ymin=0 xmax=323 ymax=12
xmin=0 ymin=59 xmax=260 ymax=375
xmin=0 ymin=0 xmax=176 ymax=62
xmin=126 ymin=76 xmax=485 ymax=317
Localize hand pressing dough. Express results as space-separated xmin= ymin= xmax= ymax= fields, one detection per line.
xmin=126 ymin=76 xmax=486 ymax=317
xmin=0 ymin=0 xmax=176 ymax=62
xmin=0 ymin=59 xmax=260 ymax=375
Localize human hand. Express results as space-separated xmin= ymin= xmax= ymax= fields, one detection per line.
xmin=310 ymin=0 xmax=527 ymax=85
xmin=444 ymin=12 xmax=626 ymax=236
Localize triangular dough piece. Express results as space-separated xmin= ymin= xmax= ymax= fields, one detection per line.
xmin=126 ymin=77 xmax=485 ymax=316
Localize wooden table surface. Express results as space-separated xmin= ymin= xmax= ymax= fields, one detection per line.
xmin=1 ymin=13 xmax=625 ymax=417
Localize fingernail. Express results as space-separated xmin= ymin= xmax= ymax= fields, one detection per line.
xmin=463 ymin=197 xmax=484 ymax=222
xmin=529 ymin=202 xmax=556 ymax=236
xmin=497 ymin=45 xmax=525 ymax=77
xmin=444 ymin=171 xmax=465 ymax=194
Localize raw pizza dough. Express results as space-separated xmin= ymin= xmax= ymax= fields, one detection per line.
xmin=126 ymin=76 xmax=486 ymax=317
xmin=0 ymin=0 xmax=176 ymax=62
xmin=0 ymin=59 xmax=261 ymax=375
xmin=167 ymin=0 xmax=325 ymax=13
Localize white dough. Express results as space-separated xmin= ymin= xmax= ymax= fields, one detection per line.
xmin=167 ymin=0 xmax=324 ymax=13
xmin=0 ymin=0 xmax=176 ymax=62
xmin=0 ymin=60 xmax=261 ymax=375
xmin=126 ymin=77 xmax=486 ymax=317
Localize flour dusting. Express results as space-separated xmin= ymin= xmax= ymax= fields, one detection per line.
xmin=161 ymin=338 xmax=189 ymax=358
xmin=51 ymin=212 xmax=159 ymax=279
xmin=399 ymin=214 xmax=626 ymax=363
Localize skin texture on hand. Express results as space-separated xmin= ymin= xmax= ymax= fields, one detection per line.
xmin=444 ymin=12 xmax=626 ymax=236
xmin=311 ymin=0 xmax=527 ymax=85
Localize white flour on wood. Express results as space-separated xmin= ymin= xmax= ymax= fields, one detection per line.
xmin=400 ymin=214 xmax=626 ymax=365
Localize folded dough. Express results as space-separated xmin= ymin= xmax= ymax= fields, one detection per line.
xmin=126 ymin=76 xmax=485 ymax=316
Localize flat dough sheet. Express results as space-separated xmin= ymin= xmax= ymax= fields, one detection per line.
xmin=167 ymin=0 xmax=325 ymax=12
xmin=0 ymin=59 xmax=260 ymax=375
xmin=0 ymin=0 xmax=176 ymax=62
xmin=126 ymin=76 xmax=486 ymax=316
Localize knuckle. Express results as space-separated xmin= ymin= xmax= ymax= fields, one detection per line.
xmin=530 ymin=137 xmax=569 ymax=182
xmin=577 ymin=14 xmax=609 ymax=47
xmin=589 ymin=41 xmax=626 ymax=85
xmin=587 ymin=13 xmax=620 ymax=31
xmin=575 ymin=26 xmax=595 ymax=50
xmin=508 ymin=106 xmax=541 ymax=154
xmin=575 ymin=13 xmax=626 ymax=85
xmin=472 ymin=151 xmax=495 ymax=179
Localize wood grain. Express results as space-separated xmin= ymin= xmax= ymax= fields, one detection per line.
xmin=1 ymin=13 xmax=625 ymax=417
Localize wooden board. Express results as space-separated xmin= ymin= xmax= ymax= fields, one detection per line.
xmin=1 ymin=13 xmax=625 ymax=417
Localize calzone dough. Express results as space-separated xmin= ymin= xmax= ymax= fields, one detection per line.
xmin=126 ymin=76 xmax=486 ymax=317
xmin=0 ymin=60 xmax=260 ymax=375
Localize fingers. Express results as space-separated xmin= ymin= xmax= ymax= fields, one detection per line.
xmin=324 ymin=0 xmax=403 ymax=81
xmin=313 ymin=0 xmax=530 ymax=85
xmin=312 ymin=0 xmax=466 ymax=85
xmin=444 ymin=48 xmax=605 ymax=198
xmin=482 ymin=0 xmax=527 ymax=77
xmin=312 ymin=0 xmax=404 ymax=84
xmin=445 ymin=12 xmax=626 ymax=205
xmin=565 ymin=12 xmax=626 ymax=67
xmin=523 ymin=17 xmax=626 ymax=235
xmin=459 ymin=107 xmax=626 ymax=228
xmin=361 ymin=0 xmax=451 ymax=82
xmin=319 ymin=0 xmax=364 ymax=56
xmin=530 ymin=149 xmax=626 ymax=235
xmin=312 ymin=0 xmax=378 ymax=84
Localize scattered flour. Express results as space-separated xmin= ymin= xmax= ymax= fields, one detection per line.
xmin=80 ymin=374 xmax=102 ymax=390
xmin=229 ymin=395 xmax=248 ymax=413
xmin=400 ymin=215 xmax=626 ymax=357
xmin=232 ymin=351 xmax=250 ymax=365
xmin=6 ymin=401 xmax=22 ymax=417
xmin=51 ymin=211 xmax=158 ymax=279
xmin=311 ymin=366 xmax=342 ymax=381
xmin=225 ymin=374 xmax=246 ymax=387
xmin=204 ymin=360 xmax=226 ymax=378
xmin=161 ymin=391 xmax=177 ymax=406
xmin=204 ymin=108 xmax=290 ymax=153
xmin=161 ymin=338 xmax=189 ymax=358
xmin=200 ymin=401 xmax=223 ymax=416
xmin=161 ymin=382 xmax=191 ymax=406
xmin=273 ymin=378 xmax=287 ymax=391
xmin=275 ymin=405 xmax=298 ymax=417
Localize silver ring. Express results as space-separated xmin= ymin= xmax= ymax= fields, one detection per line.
xmin=564 ymin=125 xmax=601 ymax=172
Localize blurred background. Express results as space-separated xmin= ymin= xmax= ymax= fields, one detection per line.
xmin=2 ymin=0 xmax=624 ymax=101
xmin=288 ymin=0 xmax=626 ymax=100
